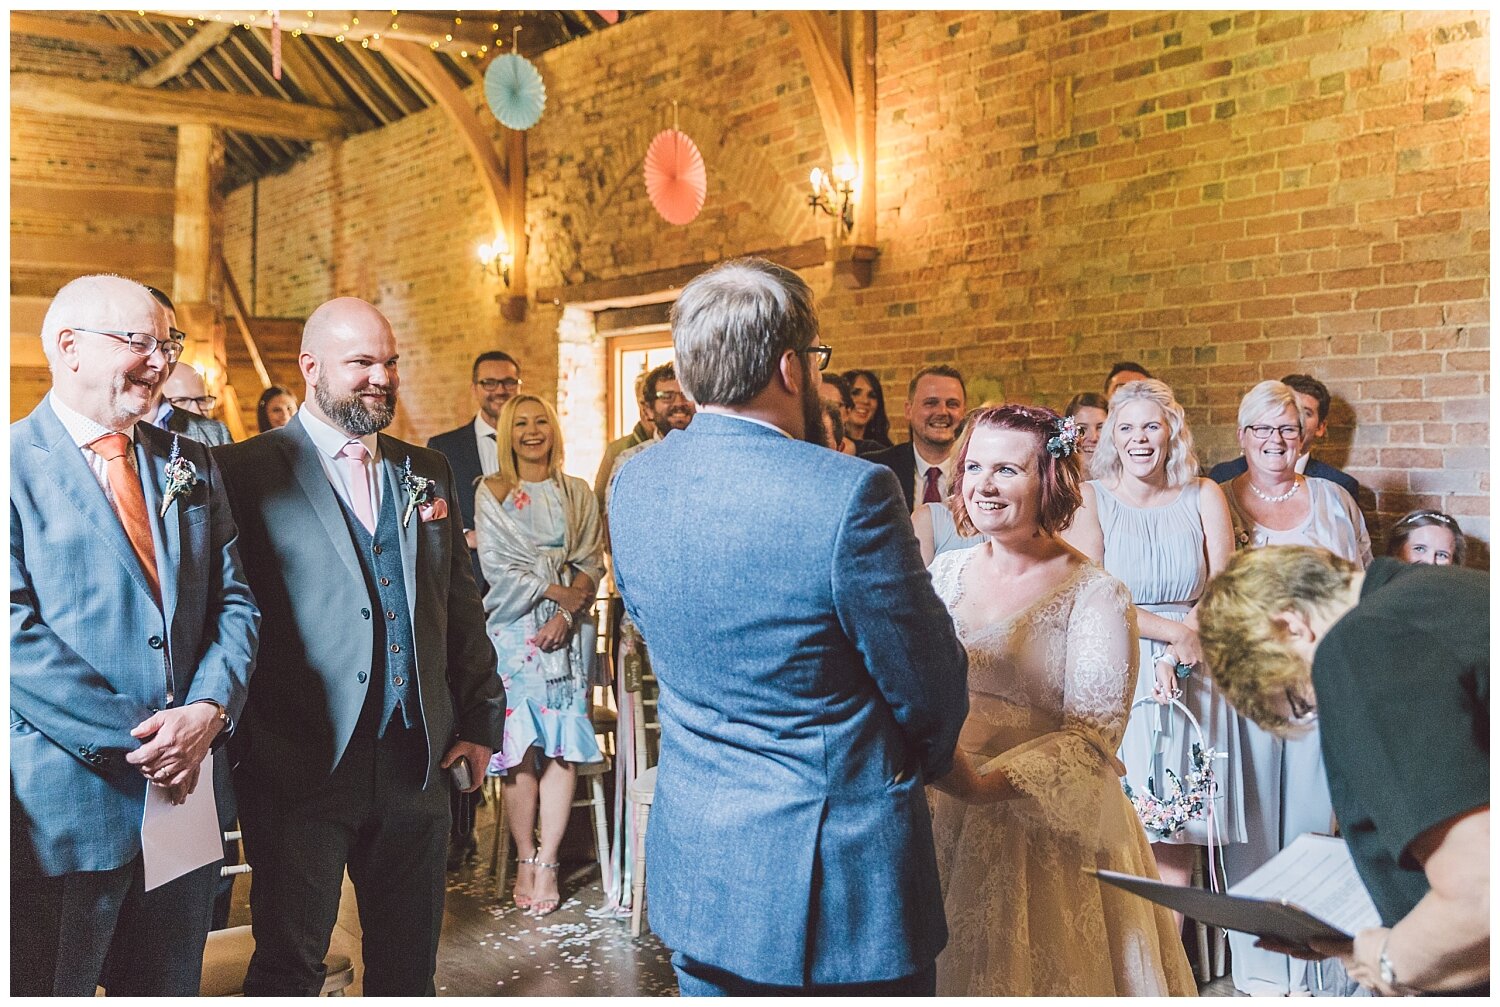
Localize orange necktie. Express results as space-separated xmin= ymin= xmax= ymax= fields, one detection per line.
xmin=88 ymin=432 xmax=161 ymax=606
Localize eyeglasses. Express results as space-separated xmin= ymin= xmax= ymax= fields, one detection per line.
xmin=1284 ymin=687 xmax=1317 ymax=725
xmin=1244 ymin=424 xmax=1300 ymax=441
xmin=71 ymin=327 xmax=184 ymax=365
xmin=804 ymin=343 xmax=833 ymax=372
xmin=654 ymin=391 xmax=690 ymax=403
xmin=476 ymin=377 xmax=521 ymax=392
xmin=167 ymin=395 xmax=217 ymax=411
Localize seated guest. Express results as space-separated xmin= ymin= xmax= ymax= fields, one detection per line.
xmin=840 ymin=367 xmax=893 ymax=449
xmin=1387 ymin=508 xmax=1465 ymax=566
xmin=1197 ymin=546 xmax=1489 ymax=996
xmin=866 ymin=365 xmax=968 ymax=511
xmin=1208 ymin=373 xmax=1360 ymax=500
xmin=476 ymin=394 xmax=605 ymax=917
xmin=1105 ymin=360 xmax=1153 ymax=398
xmin=256 ymin=386 xmax=298 ymax=432
xmin=1064 ymin=391 xmax=1109 ymax=464
xmin=925 ymin=404 xmax=1194 ymax=995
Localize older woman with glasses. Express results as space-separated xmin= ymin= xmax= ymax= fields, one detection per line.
xmin=1219 ymin=379 xmax=1372 ymax=996
xmin=1388 ymin=509 xmax=1465 ymax=566
xmin=1196 ymin=546 xmax=1489 ymax=996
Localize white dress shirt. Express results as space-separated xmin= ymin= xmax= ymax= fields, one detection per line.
xmin=473 ymin=413 xmax=500 ymax=478
xmin=910 ymin=443 xmax=957 ymax=509
xmin=48 ymin=393 xmax=138 ymax=505
xmin=299 ymin=408 xmax=383 ymax=520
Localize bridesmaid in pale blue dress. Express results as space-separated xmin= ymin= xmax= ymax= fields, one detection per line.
xmin=476 ymin=394 xmax=605 ymax=917
xmin=913 ymin=500 xmax=983 ymax=566
xmin=1218 ymin=380 xmax=1371 ymax=995
xmin=1065 ymin=379 xmax=1243 ymax=901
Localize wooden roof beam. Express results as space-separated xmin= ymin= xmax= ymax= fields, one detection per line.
xmin=144 ymin=10 xmax=499 ymax=56
xmin=10 ymin=12 xmax=172 ymax=52
xmin=11 ymin=73 xmax=353 ymax=140
xmin=132 ymin=20 xmax=234 ymax=86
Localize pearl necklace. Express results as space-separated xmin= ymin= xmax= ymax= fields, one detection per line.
xmin=1249 ymin=477 xmax=1300 ymax=503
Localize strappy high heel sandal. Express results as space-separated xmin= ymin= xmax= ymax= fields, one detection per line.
xmin=527 ymin=860 xmax=562 ymax=918
xmin=513 ymin=855 xmax=537 ymax=910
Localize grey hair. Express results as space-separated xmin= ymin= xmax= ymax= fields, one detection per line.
xmin=1089 ymin=378 xmax=1200 ymax=488
xmin=1237 ymin=379 xmax=1305 ymax=437
xmin=670 ymin=257 xmax=818 ymax=406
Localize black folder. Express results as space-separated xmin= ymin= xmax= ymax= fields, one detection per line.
xmin=1093 ymin=869 xmax=1353 ymax=947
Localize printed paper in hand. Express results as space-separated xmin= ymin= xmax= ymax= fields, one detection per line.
xmin=140 ymin=749 xmax=222 ymax=891
xmin=1230 ymin=833 xmax=1381 ymax=937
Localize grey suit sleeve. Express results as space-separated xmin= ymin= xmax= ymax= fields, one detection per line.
xmin=10 ymin=500 xmax=153 ymax=771
xmin=831 ymin=465 xmax=969 ymax=782
xmin=437 ymin=459 xmax=507 ymax=749
xmin=180 ymin=449 xmax=260 ymax=726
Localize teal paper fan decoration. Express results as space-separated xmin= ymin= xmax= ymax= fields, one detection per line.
xmin=484 ymin=52 xmax=547 ymax=130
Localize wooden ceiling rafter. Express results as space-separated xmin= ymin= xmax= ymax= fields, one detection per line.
xmin=10 ymin=11 xmax=172 ymax=53
xmin=170 ymin=22 xmax=302 ymax=164
xmin=346 ymin=38 xmax=417 ymax=121
xmin=131 ymin=19 xmax=234 ymax=86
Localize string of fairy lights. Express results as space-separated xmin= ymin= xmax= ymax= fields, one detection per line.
xmin=163 ymin=10 xmax=516 ymax=60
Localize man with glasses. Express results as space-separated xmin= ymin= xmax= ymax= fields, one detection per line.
xmin=1210 ymin=373 xmax=1360 ymax=500
xmin=602 ymin=361 xmax=696 ymax=528
xmin=11 ymin=274 xmax=258 ymax=994
xmin=141 ymin=286 xmax=233 ymax=447
xmin=609 ymin=257 xmax=967 ymax=995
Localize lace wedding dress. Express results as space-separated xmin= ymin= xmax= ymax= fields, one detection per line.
xmin=928 ymin=550 xmax=1196 ymax=996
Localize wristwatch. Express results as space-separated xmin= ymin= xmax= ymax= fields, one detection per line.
xmin=1378 ymin=935 xmax=1400 ymax=991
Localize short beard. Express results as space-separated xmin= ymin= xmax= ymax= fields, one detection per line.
xmin=800 ymin=363 xmax=828 ymax=446
xmin=317 ymin=382 xmax=396 ymax=436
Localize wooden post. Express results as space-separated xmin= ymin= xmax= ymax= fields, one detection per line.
xmin=173 ymin=124 xmax=229 ymax=413
xmin=502 ymin=128 xmax=528 ymax=322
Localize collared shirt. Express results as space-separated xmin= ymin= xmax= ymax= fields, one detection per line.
xmin=299 ymin=408 xmax=383 ymax=518
xmin=150 ymin=400 xmax=175 ymax=430
xmin=1295 ymin=452 xmax=1310 ymax=475
xmin=47 ymin=392 xmax=138 ymax=504
xmin=911 ymin=443 xmax=956 ymax=508
xmin=473 ymin=413 xmax=500 ymax=478
xmin=709 ymin=411 xmax=793 ymax=440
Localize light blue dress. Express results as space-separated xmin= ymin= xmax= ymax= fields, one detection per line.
xmin=924 ymin=501 xmax=984 ymax=558
xmin=487 ymin=479 xmax=603 ymax=771
xmin=1095 ymin=479 xmax=1247 ymax=847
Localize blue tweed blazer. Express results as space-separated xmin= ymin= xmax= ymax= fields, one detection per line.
xmin=610 ymin=412 xmax=969 ymax=986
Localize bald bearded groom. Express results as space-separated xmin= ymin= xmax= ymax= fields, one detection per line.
xmin=215 ymin=296 xmax=505 ymax=995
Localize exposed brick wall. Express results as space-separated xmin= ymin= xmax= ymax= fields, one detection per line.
xmin=223 ymin=10 xmax=1490 ymax=561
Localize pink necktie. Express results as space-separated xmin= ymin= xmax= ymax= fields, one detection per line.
xmin=923 ymin=466 xmax=942 ymax=504
xmin=340 ymin=441 xmax=375 ymax=533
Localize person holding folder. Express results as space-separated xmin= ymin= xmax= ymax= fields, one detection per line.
xmin=1197 ymin=545 xmax=1489 ymax=996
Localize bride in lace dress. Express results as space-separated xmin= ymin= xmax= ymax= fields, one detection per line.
xmin=927 ymin=405 xmax=1195 ymax=997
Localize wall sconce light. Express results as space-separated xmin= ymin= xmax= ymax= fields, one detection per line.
xmin=808 ymin=158 xmax=858 ymax=236
xmin=477 ymin=232 xmax=514 ymax=287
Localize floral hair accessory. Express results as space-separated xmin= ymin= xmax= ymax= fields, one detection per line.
xmin=1045 ymin=415 xmax=1080 ymax=459
xmin=159 ymin=435 xmax=200 ymax=517
xmin=399 ymin=456 xmax=435 ymax=529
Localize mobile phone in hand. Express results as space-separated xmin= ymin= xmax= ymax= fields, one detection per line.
xmin=449 ymin=755 xmax=473 ymax=792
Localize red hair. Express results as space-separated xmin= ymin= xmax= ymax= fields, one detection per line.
xmin=948 ymin=404 xmax=1084 ymax=537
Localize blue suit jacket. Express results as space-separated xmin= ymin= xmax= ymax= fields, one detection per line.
xmin=609 ymin=413 xmax=969 ymax=986
xmin=1207 ymin=454 xmax=1361 ymax=500
xmin=10 ymin=397 xmax=259 ymax=875
xmin=427 ymin=420 xmax=488 ymax=591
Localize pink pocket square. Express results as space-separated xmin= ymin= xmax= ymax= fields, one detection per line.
xmin=419 ymin=498 xmax=449 ymax=522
